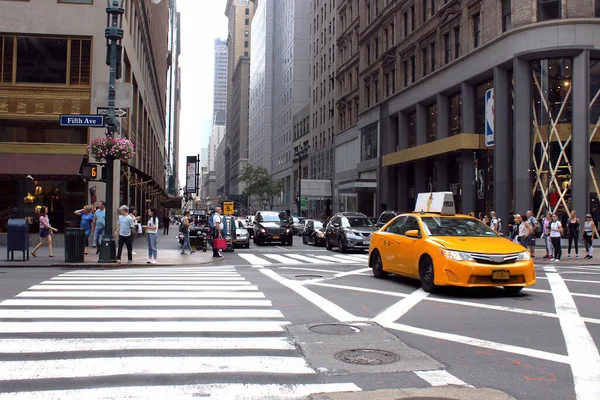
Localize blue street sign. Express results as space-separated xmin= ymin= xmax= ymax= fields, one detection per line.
xmin=59 ymin=115 xmax=104 ymax=127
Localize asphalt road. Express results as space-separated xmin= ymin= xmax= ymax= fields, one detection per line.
xmin=0 ymin=235 xmax=598 ymax=399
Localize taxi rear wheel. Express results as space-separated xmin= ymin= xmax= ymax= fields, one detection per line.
xmin=371 ymin=252 xmax=387 ymax=279
xmin=503 ymin=286 xmax=524 ymax=294
xmin=419 ymin=256 xmax=439 ymax=293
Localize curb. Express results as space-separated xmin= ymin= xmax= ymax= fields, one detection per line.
xmin=310 ymin=387 xmax=516 ymax=400
xmin=0 ymin=258 xmax=217 ymax=269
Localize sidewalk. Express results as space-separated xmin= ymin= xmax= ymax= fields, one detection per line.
xmin=0 ymin=237 xmax=215 ymax=268
xmin=533 ymin=238 xmax=600 ymax=265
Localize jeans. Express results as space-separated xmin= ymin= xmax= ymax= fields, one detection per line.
xmin=182 ymin=232 xmax=192 ymax=253
xmin=94 ymin=227 xmax=105 ymax=248
xmin=147 ymin=233 xmax=158 ymax=259
xmin=117 ymin=235 xmax=133 ymax=261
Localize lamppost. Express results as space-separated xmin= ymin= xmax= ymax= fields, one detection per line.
xmin=294 ymin=145 xmax=310 ymax=217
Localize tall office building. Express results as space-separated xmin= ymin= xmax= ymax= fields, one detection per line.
xmin=213 ymin=38 xmax=228 ymax=125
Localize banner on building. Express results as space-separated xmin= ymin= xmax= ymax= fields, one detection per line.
xmin=186 ymin=156 xmax=197 ymax=194
xmin=485 ymin=88 xmax=494 ymax=147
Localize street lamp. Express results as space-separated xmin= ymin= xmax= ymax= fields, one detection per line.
xmin=294 ymin=144 xmax=310 ymax=217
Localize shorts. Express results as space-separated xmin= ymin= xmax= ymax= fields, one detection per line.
xmin=525 ymin=236 xmax=535 ymax=247
xmin=39 ymin=228 xmax=49 ymax=238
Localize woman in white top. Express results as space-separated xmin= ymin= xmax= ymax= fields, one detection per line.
xmin=142 ymin=208 xmax=159 ymax=264
xmin=515 ymin=214 xmax=532 ymax=245
xmin=549 ymin=214 xmax=563 ymax=262
xmin=582 ymin=214 xmax=599 ymax=260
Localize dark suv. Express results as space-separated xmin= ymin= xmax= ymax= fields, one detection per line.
xmin=375 ymin=210 xmax=398 ymax=229
xmin=325 ymin=212 xmax=375 ymax=253
xmin=253 ymin=211 xmax=294 ymax=246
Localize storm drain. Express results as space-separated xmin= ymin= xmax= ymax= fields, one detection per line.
xmin=308 ymin=324 xmax=362 ymax=335
xmin=294 ymin=274 xmax=323 ymax=280
xmin=334 ymin=349 xmax=400 ymax=365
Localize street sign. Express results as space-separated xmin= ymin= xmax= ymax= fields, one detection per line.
xmin=223 ymin=201 xmax=234 ymax=215
xmin=60 ymin=115 xmax=104 ymax=127
xmin=97 ymin=107 xmax=128 ymax=118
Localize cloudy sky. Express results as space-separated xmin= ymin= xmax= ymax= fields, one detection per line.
xmin=176 ymin=0 xmax=228 ymax=185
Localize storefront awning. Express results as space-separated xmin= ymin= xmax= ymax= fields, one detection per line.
xmin=161 ymin=196 xmax=183 ymax=208
xmin=122 ymin=162 xmax=168 ymax=199
xmin=0 ymin=154 xmax=84 ymax=176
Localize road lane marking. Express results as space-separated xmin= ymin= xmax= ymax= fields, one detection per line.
xmin=264 ymin=254 xmax=306 ymax=264
xmin=275 ymin=245 xmax=289 ymax=251
xmin=239 ymin=254 xmax=273 ymax=265
xmin=285 ymin=254 xmax=333 ymax=264
xmin=0 ymin=320 xmax=290 ymax=334
xmin=16 ymin=291 xmax=265 ymax=299
xmin=260 ymin=269 xmax=363 ymax=322
xmin=314 ymin=255 xmax=362 ymax=263
xmin=329 ymin=254 xmax=369 ymax=262
xmin=545 ymin=266 xmax=600 ymax=400
xmin=279 ymin=267 xmax=341 ymax=273
xmin=536 ymin=276 xmax=600 ymax=284
xmin=373 ymin=288 xmax=430 ymax=324
xmin=414 ymin=370 xmax=473 ymax=387
xmin=28 ymin=285 xmax=259 ymax=291
xmin=50 ymin=276 xmax=247 ymax=281
xmin=43 ymin=280 xmax=252 ymax=285
xmin=0 ymin=383 xmax=361 ymax=400
xmin=1 ymin=299 xmax=273 ymax=307
xmin=0 ymin=309 xmax=285 ymax=320
xmin=0 ymin=356 xmax=316 ymax=381
xmin=0 ymin=337 xmax=295 ymax=353
xmin=61 ymin=273 xmax=242 ymax=278
xmin=306 ymin=267 xmax=372 ymax=284
xmin=525 ymin=287 xmax=600 ymax=299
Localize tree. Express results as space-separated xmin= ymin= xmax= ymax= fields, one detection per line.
xmin=238 ymin=165 xmax=284 ymax=210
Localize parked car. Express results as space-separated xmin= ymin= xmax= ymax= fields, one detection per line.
xmin=302 ymin=219 xmax=326 ymax=246
xmin=325 ymin=212 xmax=375 ymax=253
xmin=253 ymin=211 xmax=294 ymax=245
xmin=375 ymin=210 xmax=399 ymax=229
xmin=234 ymin=219 xmax=250 ymax=248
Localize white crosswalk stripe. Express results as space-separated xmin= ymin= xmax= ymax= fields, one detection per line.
xmin=0 ymin=267 xmax=360 ymax=398
xmin=238 ymin=252 xmax=369 ymax=266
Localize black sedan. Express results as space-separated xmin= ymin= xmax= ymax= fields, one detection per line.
xmin=302 ymin=219 xmax=326 ymax=246
xmin=253 ymin=211 xmax=294 ymax=246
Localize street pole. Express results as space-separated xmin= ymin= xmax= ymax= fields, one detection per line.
xmin=99 ymin=0 xmax=124 ymax=263
xmin=298 ymin=157 xmax=302 ymax=217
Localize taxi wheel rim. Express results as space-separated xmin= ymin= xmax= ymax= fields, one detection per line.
xmin=423 ymin=261 xmax=433 ymax=283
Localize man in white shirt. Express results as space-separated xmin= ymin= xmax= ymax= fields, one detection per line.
xmin=212 ymin=207 xmax=223 ymax=258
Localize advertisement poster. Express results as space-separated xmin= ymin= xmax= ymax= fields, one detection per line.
xmin=186 ymin=156 xmax=197 ymax=194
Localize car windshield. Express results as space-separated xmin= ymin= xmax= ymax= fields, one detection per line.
xmin=293 ymin=217 xmax=299 ymax=223
xmin=421 ymin=217 xmax=498 ymax=237
xmin=313 ymin=221 xmax=323 ymax=229
xmin=342 ymin=217 xmax=374 ymax=228
xmin=379 ymin=213 xmax=395 ymax=223
xmin=258 ymin=213 xmax=282 ymax=223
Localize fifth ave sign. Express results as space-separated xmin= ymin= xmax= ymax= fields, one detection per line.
xmin=60 ymin=115 xmax=105 ymax=127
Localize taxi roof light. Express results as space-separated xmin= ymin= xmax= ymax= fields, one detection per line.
xmin=414 ymin=192 xmax=456 ymax=215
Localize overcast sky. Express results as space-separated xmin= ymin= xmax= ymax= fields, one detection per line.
xmin=176 ymin=0 xmax=227 ymax=186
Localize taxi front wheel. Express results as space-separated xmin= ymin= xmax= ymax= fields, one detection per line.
xmin=420 ymin=256 xmax=439 ymax=293
xmin=371 ymin=251 xmax=388 ymax=279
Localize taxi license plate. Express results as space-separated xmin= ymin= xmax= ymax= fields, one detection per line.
xmin=272 ymin=236 xmax=280 ymax=240
xmin=492 ymin=270 xmax=510 ymax=280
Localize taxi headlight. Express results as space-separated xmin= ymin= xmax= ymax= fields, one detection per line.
xmin=439 ymin=249 xmax=474 ymax=261
xmin=517 ymin=251 xmax=531 ymax=261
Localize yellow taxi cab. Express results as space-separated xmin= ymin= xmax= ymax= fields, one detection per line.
xmin=368 ymin=192 xmax=536 ymax=294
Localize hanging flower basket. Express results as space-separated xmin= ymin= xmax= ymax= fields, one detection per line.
xmin=88 ymin=137 xmax=135 ymax=161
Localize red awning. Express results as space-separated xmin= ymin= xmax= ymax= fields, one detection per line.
xmin=0 ymin=154 xmax=84 ymax=176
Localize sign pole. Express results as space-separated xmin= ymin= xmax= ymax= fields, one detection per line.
xmin=98 ymin=0 xmax=124 ymax=263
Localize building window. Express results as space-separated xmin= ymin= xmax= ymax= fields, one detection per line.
xmin=391 ymin=69 xmax=396 ymax=94
xmin=244 ymin=51 xmax=249 ymax=56
xmin=70 ymin=39 xmax=92 ymax=85
xmin=407 ymin=112 xmax=417 ymax=148
xmin=596 ymin=0 xmax=600 ymax=17
xmin=422 ymin=48 xmax=427 ymax=76
xmin=473 ymin=13 xmax=481 ymax=49
xmin=245 ymin=7 xmax=250 ymax=15
xmin=453 ymin=26 xmax=460 ymax=58
xmin=403 ymin=11 xmax=409 ymax=37
xmin=366 ymin=45 xmax=371 ymax=64
xmin=361 ymin=122 xmax=378 ymax=161
xmin=431 ymin=0 xmax=436 ymax=15
xmin=244 ymin=40 xmax=249 ymax=48
xmin=403 ymin=60 xmax=408 ymax=86
xmin=443 ymin=33 xmax=450 ymax=64
xmin=365 ymin=81 xmax=371 ymax=107
xmin=17 ymin=37 xmax=68 ymax=84
xmin=244 ymin=30 xmax=249 ymax=37
xmin=427 ymin=103 xmax=437 ymax=142
xmin=449 ymin=92 xmax=462 ymax=135
xmin=366 ymin=2 xmax=371 ymax=23
xmin=58 ymin=0 xmax=93 ymax=3
xmin=385 ymin=73 xmax=390 ymax=97
xmin=245 ymin=18 xmax=249 ymax=25
xmin=538 ymin=0 xmax=561 ymax=21
xmin=410 ymin=54 xmax=416 ymax=82
xmin=422 ymin=0 xmax=428 ymax=23
xmin=374 ymin=38 xmax=379 ymax=59
xmin=410 ymin=5 xmax=415 ymax=31
xmin=374 ymin=79 xmax=379 ymax=103
xmin=430 ymin=42 xmax=436 ymax=72
xmin=502 ymin=0 xmax=512 ymax=32
xmin=0 ymin=35 xmax=14 ymax=84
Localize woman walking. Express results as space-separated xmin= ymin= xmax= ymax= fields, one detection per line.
xmin=143 ymin=208 xmax=159 ymax=264
xmin=74 ymin=205 xmax=94 ymax=255
xmin=567 ymin=210 xmax=580 ymax=259
xmin=32 ymin=207 xmax=58 ymax=257
xmin=114 ymin=205 xmax=136 ymax=264
xmin=180 ymin=210 xmax=194 ymax=255
xmin=550 ymin=214 xmax=564 ymax=262
xmin=542 ymin=212 xmax=553 ymax=259
xmin=515 ymin=214 xmax=532 ymax=245
xmin=582 ymin=214 xmax=599 ymax=260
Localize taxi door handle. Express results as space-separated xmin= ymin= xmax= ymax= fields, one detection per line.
xmin=396 ymin=240 xmax=402 ymax=244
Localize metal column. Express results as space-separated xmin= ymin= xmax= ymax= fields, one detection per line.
xmin=494 ymin=66 xmax=512 ymax=234
xmin=513 ymin=57 xmax=533 ymax=214
xmin=572 ymin=50 xmax=591 ymax=217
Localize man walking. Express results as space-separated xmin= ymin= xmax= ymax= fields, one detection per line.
xmin=526 ymin=210 xmax=538 ymax=258
xmin=212 ymin=207 xmax=223 ymax=259
xmin=163 ymin=213 xmax=170 ymax=235
xmin=92 ymin=201 xmax=106 ymax=255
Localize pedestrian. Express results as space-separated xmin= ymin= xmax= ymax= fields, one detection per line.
xmin=180 ymin=210 xmax=194 ymax=255
xmin=129 ymin=207 xmax=141 ymax=255
xmin=92 ymin=201 xmax=106 ymax=255
xmin=489 ymin=211 xmax=500 ymax=233
xmin=468 ymin=212 xmax=476 ymax=218
xmin=582 ymin=214 xmax=599 ymax=260
xmin=550 ymin=214 xmax=563 ymax=262
xmin=542 ymin=211 xmax=553 ymax=259
xmin=211 ymin=207 xmax=224 ymax=259
xmin=114 ymin=205 xmax=136 ymax=264
xmin=516 ymin=214 xmax=532 ymax=246
xmin=567 ymin=210 xmax=580 ymax=259
xmin=163 ymin=213 xmax=170 ymax=235
xmin=143 ymin=208 xmax=159 ymax=264
xmin=74 ymin=205 xmax=94 ymax=255
xmin=526 ymin=210 xmax=539 ymax=258
xmin=32 ymin=206 xmax=58 ymax=257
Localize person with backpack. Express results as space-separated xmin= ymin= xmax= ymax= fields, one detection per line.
xmin=142 ymin=208 xmax=159 ymax=264
xmin=179 ymin=210 xmax=194 ymax=255
xmin=210 ymin=207 xmax=224 ymax=259
xmin=526 ymin=210 xmax=539 ymax=258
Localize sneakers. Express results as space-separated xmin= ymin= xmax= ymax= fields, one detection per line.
xmin=132 ymin=252 xmax=138 ymax=255
xmin=554 ymin=259 xmax=560 ymax=262
xmin=147 ymin=259 xmax=152 ymax=264
xmin=568 ymin=254 xmax=571 ymax=259
xmin=181 ymin=252 xmax=187 ymax=255
xmin=151 ymin=259 xmax=157 ymax=264
xmin=190 ymin=251 xmax=196 ymax=254
xmin=576 ymin=254 xmax=579 ymax=259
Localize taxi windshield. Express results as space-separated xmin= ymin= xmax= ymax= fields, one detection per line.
xmin=421 ymin=217 xmax=498 ymax=237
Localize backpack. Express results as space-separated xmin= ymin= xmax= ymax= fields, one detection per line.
xmin=532 ymin=218 xmax=543 ymax=238
xmin=208 ymin=214 xmax=215 ymax=230
xmin=179 ymin=217 xmax=188 ymax=233
xmin=492 ymin=218 xmax=502 ymax=232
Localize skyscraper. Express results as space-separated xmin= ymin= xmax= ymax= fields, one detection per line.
xmin=213 ymin=38 xmax=228 ymax=126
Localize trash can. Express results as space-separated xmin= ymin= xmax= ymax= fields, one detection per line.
xmin=7 ymin=218 xmax=29 ymax=261
xmin=64 ymin=227 xmax=85 ymax=263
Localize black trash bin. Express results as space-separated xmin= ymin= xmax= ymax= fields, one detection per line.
xmin=7 ymin=218 xmax=29 ymax=261
xmin=65 ymin=228 xmax=85 ymax=263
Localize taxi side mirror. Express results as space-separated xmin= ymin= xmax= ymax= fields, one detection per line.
xmin=405 ymin=230 xmax=420 ymax=238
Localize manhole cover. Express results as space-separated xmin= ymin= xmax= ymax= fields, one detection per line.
xmin=294 ymin=274 xmax=323 ymax=280
xmin=334 ymin=349 xmax=400 ymax=365
xmin=309 ymin=324 xmax=362 ymax=335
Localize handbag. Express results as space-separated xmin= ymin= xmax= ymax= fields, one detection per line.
xmin=213 ymin=237 xmax=227 ymax=249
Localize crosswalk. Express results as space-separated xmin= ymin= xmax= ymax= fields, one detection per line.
xmin=0 ymin=267 xmax=360 ymax=399
xmin=238 ymin=252 xmax=369 ymax=266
